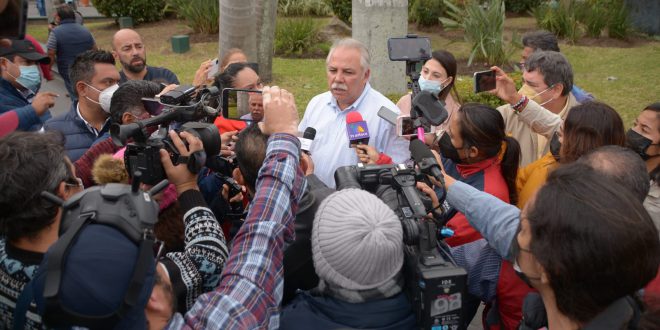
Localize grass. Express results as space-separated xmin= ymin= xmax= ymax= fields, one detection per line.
xmin=27 ymin=17 xmax=660 ymax=124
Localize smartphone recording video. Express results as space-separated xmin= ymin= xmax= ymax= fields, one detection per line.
xmin=397 ymin=115 xmax=432 ymax=137
xmin=221 ymin=88 xmax=263 ymax=122
xmin=388 ymin=36 xmax=432 ymax=62
xmin=473 ymin=70 xmax=496 ymax=93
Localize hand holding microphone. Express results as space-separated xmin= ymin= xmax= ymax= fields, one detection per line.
xmin=345 ymin=112 xmax=370 ymax=147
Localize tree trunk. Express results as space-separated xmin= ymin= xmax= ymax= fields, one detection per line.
xmin=218 ymin=0 xmax=257 ymax=63
xmin=257 ymin=0 xmax=277 ymax=82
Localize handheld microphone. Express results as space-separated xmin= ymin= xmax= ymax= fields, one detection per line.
xmin=346 ymin=112 xmax=370 ymax=147
xmin=409 ymin=139 xmax=444 ymax=183
xmin=299 ymin=127 xmax=316 ymax=154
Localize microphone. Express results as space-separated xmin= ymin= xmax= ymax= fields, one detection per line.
xmin=299 ymin=127 xmax=316 ymax=154
xmin=346 ymin=112 xmax=370 ymax=147
xmin=409 ymin=139 xmax=444 ymax=182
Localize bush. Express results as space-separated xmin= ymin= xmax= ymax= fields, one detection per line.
xmin=278 ymin=0 xmax=331 ymax=17
xmin=94 ymin=0 xmax=165 ymax=24
xmin=576 ymin=2 xmax=607 ymax=38
xmin=411 ymin=0 xmax=444 ymax=27
xmin=532 ymin=0 xmax=580 ymax=43
xmin=607 ymin=0 xmax=630 ymax=39
xmin=324 ymin=0 xmax=351 ymax=25
xmin=168 ymin=0 xmax=218 ymax=33
xmin=275 ymin=18 xmax=320 ymax=56
xmin=441 ymin=0 xmax=516 ymax=66
xmin=504 ymin=0 xmax=542 ymax=13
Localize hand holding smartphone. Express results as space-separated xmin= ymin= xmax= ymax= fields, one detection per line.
xmin=207 ymin=58 xmax=220 ymax=80
xmin=473 ymin=70 xmax=496 ymax=93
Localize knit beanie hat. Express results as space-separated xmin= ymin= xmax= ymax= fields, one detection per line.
xmin=312 ymin=189 xmax=404 ymax=292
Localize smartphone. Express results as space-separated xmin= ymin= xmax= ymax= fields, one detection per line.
xmin=473 ymin=70 xmax=496 ymax=93
xmin=397 ymin=115 xmax=432 ymax=137
xmin=377 ymin=106 xmax=398 ymax=126
xmin=387 ymin=36 xmax=431 ymax=62
xmin=221 ymin=88 xmax=263 ymax=121
xmin=0 ymin=0 xmax=27 ymax=39
xmin=207 ymin=58 xmax=219 ymax=80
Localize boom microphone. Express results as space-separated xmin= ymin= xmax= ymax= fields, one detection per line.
xmin=346 ymin=112 xmax=370 ymax=147
xmin=299 ymin=127 xmax=316 ymax=154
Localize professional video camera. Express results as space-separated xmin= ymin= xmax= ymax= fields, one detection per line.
xmin=334 ymin=142 xmax=467 ymax=330
xmin=111 ymin=85 xmax=223 ymax=185
xmin=388 ymin=35 xmax=449 ymax=136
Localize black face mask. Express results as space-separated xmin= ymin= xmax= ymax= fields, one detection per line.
xmin=438 ymin=133 xmax=463 ymax=163
xmin=627 ymin=129 xmax=656 ymax=161
xmin=510 ymin=234 xmax=540 ymax=289
xmin=549 ymin=131 xmax=561 ymax=161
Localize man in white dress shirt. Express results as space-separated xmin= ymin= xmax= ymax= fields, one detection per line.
xmin=298 ymin=38 xmax=410 ymax=187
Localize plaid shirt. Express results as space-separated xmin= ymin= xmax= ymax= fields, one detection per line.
xmin=167 ymin=133 xmax=306 ymax=329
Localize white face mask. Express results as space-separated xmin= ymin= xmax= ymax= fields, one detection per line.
xmin=85 ymin=83 xmax=119 ymax=113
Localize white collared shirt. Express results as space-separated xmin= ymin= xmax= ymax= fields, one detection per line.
xmin=299 ymin=83 xmax=410 ymax=187
xmin=76 ymin=103 xmax=108 ymax=137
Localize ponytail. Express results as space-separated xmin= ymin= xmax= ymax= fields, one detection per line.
xmin=501 ymin=136 xmax=521 ymax=205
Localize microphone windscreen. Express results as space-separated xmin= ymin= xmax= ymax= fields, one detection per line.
xmin=346 ymin=111 xmax=363 ymax=124
xmin=303 ymin=127 xmax=317 ymax=140
xmin=409 ymin=138 xmax=435 ymax=163
xmin=92 ymin=154 xmax=129 ymax=185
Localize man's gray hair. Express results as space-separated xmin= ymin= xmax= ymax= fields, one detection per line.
xmin=525 ymin=50 xmax=573 ymax=97
xmin=522 ymin=30 xmax=560 ymax=52
xmin=326 ymin=38 xmax=371 ymax=71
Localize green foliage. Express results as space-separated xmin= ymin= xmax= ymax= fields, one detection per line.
xmin=441 ymin=0 xmax=516 ymax=66
xmin=533 ymin=0 xmax=631 ymax=41
xmin=168 ymin=0 xmax=218 ymax=33
xmin=278 ymin=0 xmax=331 ymax=17
xmin=411 ymin=0 xmax=444 ymax=27
xmin=532 ymin=0 xmax=581 ymax=43
xmin=94 ymin=0 xmax=165 ymax=24
xmin=275 ymin=18 xmax=320 ymax=56
xmin=504 ymin=0 xmax=542 ymax=13
xmin=323 ymin=0 xmax=351 ymax=25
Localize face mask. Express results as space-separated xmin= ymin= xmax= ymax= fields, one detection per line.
xmin=510 ymin=236 xmax=541 ymax=289
xmin=418 ymin=75 xmax=447 ymax=97
xmin=98 ymin=84 xmax=119 ymax=113
xmin=549 ymin=131 xmax=561 ymax=161
xmin=519 ymin=84 xmax=554 ymax=107
xmin=438 ymin=133 xmax=464 ymax=163
xmin=16 ymin=65 xmax=42 ymax=92
xmin=627 ymin=129 xmax=658 ymax=160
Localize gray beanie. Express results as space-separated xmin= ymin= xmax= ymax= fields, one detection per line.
xmin=312 ymin=189 xmax=404 ymax=291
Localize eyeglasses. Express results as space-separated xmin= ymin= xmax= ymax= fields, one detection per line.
xmin=65 ymin=177 xmax=83 ymax=189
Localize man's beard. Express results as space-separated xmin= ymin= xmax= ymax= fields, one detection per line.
xmin=122 ymin=56 xmax=147 ymax=74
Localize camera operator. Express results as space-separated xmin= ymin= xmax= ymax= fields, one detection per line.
xmin=427 ymin=146 xmax=659 ymax=328
xmin=0 ymin=131 xmax=83 ymax=329
xmin=231 ymin=123 xmax=334 ymax=304
xmin=280 ymin=188 xmax=417 ymax=329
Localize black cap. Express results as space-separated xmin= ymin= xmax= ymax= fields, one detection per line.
xmin=0 ymin=39 xmax=51 ymax=64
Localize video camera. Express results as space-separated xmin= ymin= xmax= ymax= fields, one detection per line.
xmin=110 ymin=85 xmax=223 ymax=185
xmin=388 ymin=35 xmax=449 ymax=136
xmin=335 ymin=162 xmax=467 ymax=329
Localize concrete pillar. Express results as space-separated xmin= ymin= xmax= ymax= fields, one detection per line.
xmin=352 ymin=0 xmax=408 ymax=96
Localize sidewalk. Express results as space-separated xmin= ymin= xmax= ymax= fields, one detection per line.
xmin=27 ymin=0 xmax=104 ymax=20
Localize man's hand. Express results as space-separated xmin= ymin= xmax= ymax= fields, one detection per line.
xmin=32 ymin=92 xmax=58 ymax=116
xmin=160 ymin=130 xmax=203 ymax=194
xmin=416 ymin=181 xmax=440 ymax=210
xmin=355 ymin=144 xmax=379 ymax=164
xmin=430 ymin=149 xmax=456 ymax=189
xmin=157 ymin=84 xmax=179 ymax=97
xmin=489 ymin=66 xmax=521 ymax=105
xmin=222 ymin=183 xmax=245 ymax=203
xmin=259 ymin=86 xmax=298 ymax=136
xmin=300 ymin=152 xmax=315 ymax=176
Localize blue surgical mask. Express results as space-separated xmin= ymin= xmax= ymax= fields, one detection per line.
xmin=418 ymin=75 xmax=447 ymax=97
xmin=16 ymin=65 xmax=42 ymax=93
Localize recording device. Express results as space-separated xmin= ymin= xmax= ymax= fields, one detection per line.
xmin=388 ymin=35 xmax=448 ymax=140
xmin=334 ymin=147 xmax=467 ymax=329
xmin=160 ymin=85 xmax=197 ymax=105
xmin=207 ymin=58 xmax=219 ymax=79
xmin=473 ymin=69 xmax=496 ymax=93
xmin=221 ymin=88 xmax=262 ymax=121
xmin=377 ymin=106 xmax=398 ymax=126
xmin=388 ymin=36 xmax=432 ymax=62
xmin=398 ymin=115 xmax=432 ymax=137
xmin=299 ymin=127 xmax=316 ymax=154
xmin=0 ymin=0 xmax=27 ymax=39
xmin=346 ymin=112 xmax=370 ymax=147
xmin=26 ymin=176 xmax=168 ymax=328
xmin=110 ymin=86 xmax=222 ymax=185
